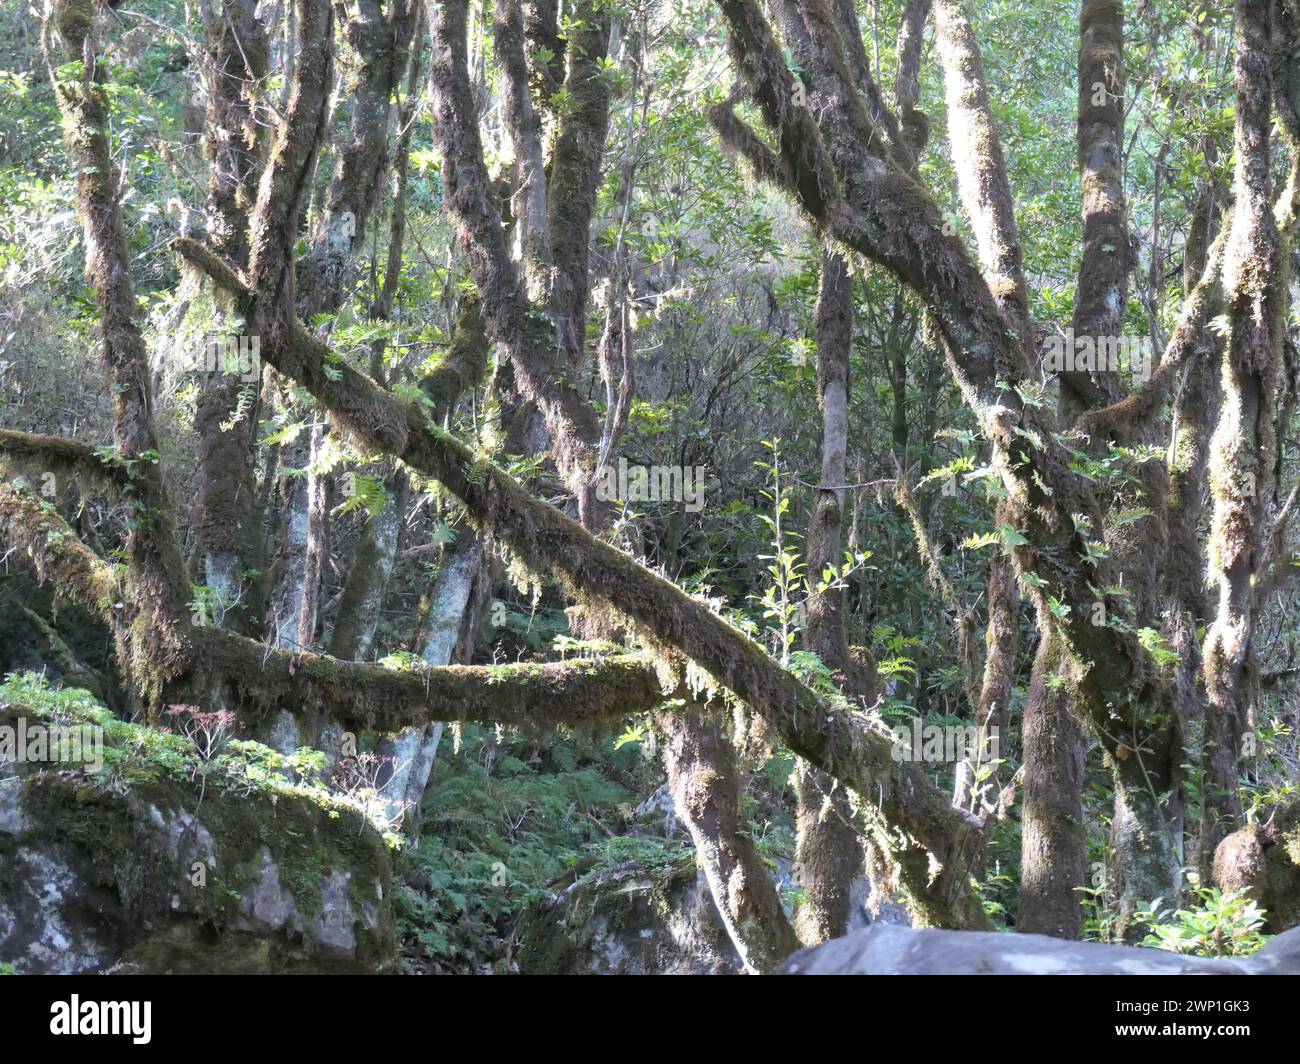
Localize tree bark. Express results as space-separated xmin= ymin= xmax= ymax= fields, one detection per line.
xmin=298 ymin=0 xmax=420 ymax=317
xmin=270 ymin=422 xmax=329 ymax=653
xmin=193 ymin=0 xmax=269 ymax=638
xmin=428 ymin=0 xmax=609 ymax=526
xmin=174 ymin=0 xmax=988 ymax=926
xmin=1060 ymin=0 xmax=1130 ymax=417
xmin=329 ymin=473 xmax=407 ymax=661
xmin=1018 ymin=630 xmax=1086 ymax=938
xmin=1020 ymin=0 xmax=1131 ymax=935
xmin=894 ymin=0 xmax=931 ymax=157
xmin=659 ymin=705 xmax=801 ymax=972
xmin=931 ymin=0 xmax=1031 ymax=346
xmin=175 ymin=225 xmax=989 ymax=924
xmin=43 ymin=0 xmax=189 ymax=710
xmin=794 ymin=249 xmax=869 ymax=943
xmin=376 ymin=527 xmax=485 ymax=827
xmin=1201 ymin=0 xmax=1288 ymax=848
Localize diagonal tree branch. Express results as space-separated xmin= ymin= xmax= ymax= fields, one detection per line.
xmin=711 ymin=0 xmax=1155 ymax=740
xmin=43 ymin=0 xmax=190 ymax=705
xmin=173 ymin=229 xmax=987 ymax=922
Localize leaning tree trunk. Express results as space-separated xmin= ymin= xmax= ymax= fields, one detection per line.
xmin=175 ymin=0 xmax=992 ymax=926
xmin=297 ymin=0 xmax=419 ymax=315
xmin=43 ymin=0 xmax=190 ymax=711
xmin=428 ymin=0 xmax=610 ymax=528
xmin=658 ymin=705 xmax=801 ymax=972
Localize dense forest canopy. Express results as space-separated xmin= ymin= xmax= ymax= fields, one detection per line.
xmin=0 ymin=0 xmax=1297 ymax=977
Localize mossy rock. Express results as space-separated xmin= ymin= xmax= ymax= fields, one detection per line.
xmin=1214 ymin=800 xmax=1300 ymax=933
xmin=514 ymin=854 xmax=742 ymax=975
xmin=0 ymin=674 xmax=396 ymax=973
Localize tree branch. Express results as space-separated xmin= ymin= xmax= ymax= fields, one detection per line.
xmin=189 ymin=626 xmax=670 ymax=733
xmin=0 ymin=429 xmax=127 ymax=487
xmin=0 ymin=478 xmax=119 ymax=625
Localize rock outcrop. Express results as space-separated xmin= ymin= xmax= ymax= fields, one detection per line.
xmin=0 ymin=673 xmax=396 ymax=973
xmin=780 ymin=921 xmax=1300 ymax=975
xmin=515 ymin=853 xmax=744 ymax=974
xmin=1214 ymin=804 xmax=1300 ymax=933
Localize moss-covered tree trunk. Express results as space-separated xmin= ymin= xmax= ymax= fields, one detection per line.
xmin=1020 ymin=0 xmax=1129 ymax=936
xmin=658 ymin=706 xmax=801 ymax=972
xmin=793 ymin=250 xmax=867 ymax=943
xmin=194 ymin=0 xmax=270 ymax=638
xmin=44 ymin=0 xmax=190 ymax=710
xmin=174 ymin=0 xmax=991 ymax=927
xmin=328 ymin=31 xmax=427 ymax=667
xmin=1018 ymin=631 xmax=1086 ymax=937
xmin=276 ymin=0 xmax=417 ymax=665
xmin=297 ymin=0 xmax=419 ymax=317
xmin=428 ymin=0 xmax=610 ymax=528
xmin=1201 ymin=0 xmax=1288 ymax=851
xmin=328 ymin=472 xmax=408 ymax=661
xmin=1172 ymin=183 xmax=1225 ymax=880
